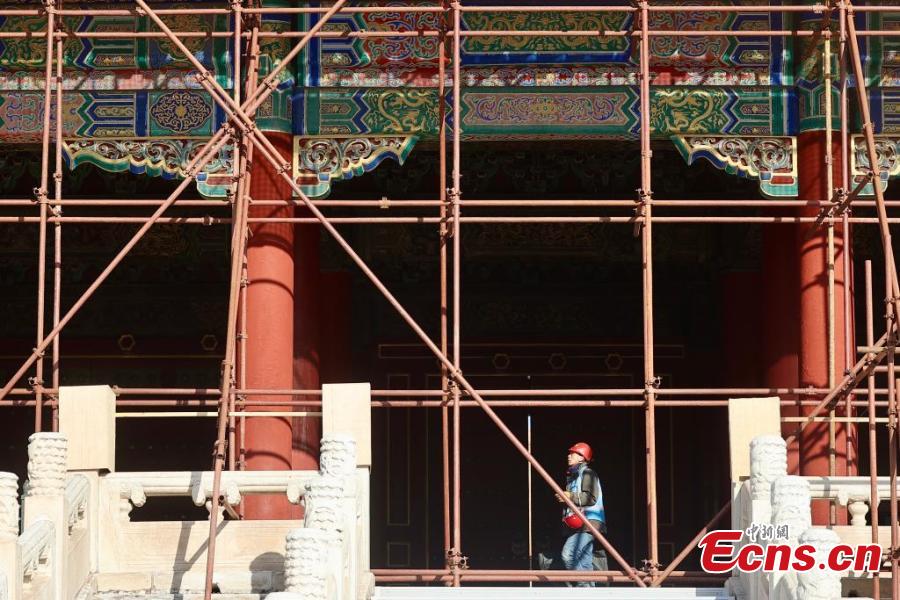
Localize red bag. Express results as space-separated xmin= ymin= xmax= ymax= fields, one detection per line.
xmin=563 ymin=513 xmax=584 ymax=529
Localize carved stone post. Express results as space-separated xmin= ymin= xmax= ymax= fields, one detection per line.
xmin=797 ymin=528 xmax=842 ymax=600
xmin=313 ymin=434 xmax=360 ymax=600
xmin=745 ymin=435 xmax=787 ymax=600
xmin=268 ymin=528 xmax=341 ymax=600
xmin=0 ymin=473 xmax=20 ymax=600
xmin=303 ymin=476 xmax=349 ymax=600
xmin=319 ymin=435 xmax=356 ymax=478
xmin=750 ymin=435 xmax=788 ymax=521
xmin=22 ymin=433 xmax=67 ymax=600
xmin=771 ymin=476 xmax=812 ymax=542
xmin=769 ymin=476 xmax=812 ymax=600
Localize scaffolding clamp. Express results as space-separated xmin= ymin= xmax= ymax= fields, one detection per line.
xmin=633 ymin=188 xmax=650 ymax=237
xmin=212 ymin=438 xmax=227 ymax=462
xmin=642 ymin=558 xmax=660 ymax=579
xmin=447 ymin=548 xmax=469 ymax=572
xmin=446 ymin=187 xmax=461 ymax=237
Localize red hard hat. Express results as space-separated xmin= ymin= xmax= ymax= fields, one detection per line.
xmin=568 ymin=442 xmax=593 ymax=462
xmin=563 ymin=513 xmax=584 ymax=529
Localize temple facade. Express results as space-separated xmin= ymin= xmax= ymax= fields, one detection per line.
xmin=2 ymin=1 xmax=900 ymax=595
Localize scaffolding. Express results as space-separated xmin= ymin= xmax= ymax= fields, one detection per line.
xmin=1 ymin=1 xmax=900 ymax=598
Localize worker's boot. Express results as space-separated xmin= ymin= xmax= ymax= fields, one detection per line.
xmin=537 ymin=551 xmax=555 ymax=570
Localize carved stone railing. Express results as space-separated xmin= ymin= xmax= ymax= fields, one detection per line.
xmin=804 ymin=476 xmax=900 ymax=528
xmin=64 ymin=477 xmax=89 ymax=535
xmin=1 ymin=384 xmax=374 ymax=599
xmin=17 ymin=519 xmax=54 ymax=590
xmin=730 ymin=435 xmax=886 ymax=600
xmin=0 ymin=434 xmax=98 ymax=600
xmin=103 ymin=470 xmax=320 ymax=518
xmin=94 ymin=439 xmax=369 ymax=598
xmin=269 ymin=434 xmax=371 ymax=600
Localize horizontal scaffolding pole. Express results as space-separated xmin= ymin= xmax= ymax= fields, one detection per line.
xmin=11 ymin=3 xmax=885 ymax=17
xmin=5 ymin=215 xmax=900 ymax=225
xmin=0 ymin=29 xmax=835 ymax=40
xmin=6 ymin=198 xmax=900 ymax=208
xmin=0 ymin=386 xmax=869 ymax=396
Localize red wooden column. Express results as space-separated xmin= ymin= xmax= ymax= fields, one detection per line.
xmin=293 ymin=218 xmax=321 ymax=474
xmin=796 ymin=131 xmax=852 ymax=523
xmin=762 ymin=222 xmax=800 ymax=474
xmin=244 ymin=132 xmax=295 ymax=519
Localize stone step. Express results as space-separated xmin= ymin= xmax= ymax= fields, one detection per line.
xmin=372 ymin=586 xmax=733 ymax=600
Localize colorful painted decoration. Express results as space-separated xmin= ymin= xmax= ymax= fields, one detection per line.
xmin=850 ymin=135 xmax=900 ymax=196
xmin=672 ymin=135 xmax=798 ymax=198
xmin=63 ymin=139 xmax=234 ymax=197
xmin=0 ymin=90 xmax=225 ymax=141
xmin=295 ymin=86 xmax=792 ymax=139
xmin=292 ymin=136 xmax=416 ymax=198
xmin=0 ymin=0 xmax=897 ymax=197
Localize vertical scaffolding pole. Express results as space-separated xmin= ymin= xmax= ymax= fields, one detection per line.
xmin=203 ymin=160 xmax=249 ymax=600
xmin=438 ymin=0 xmax=452 ymax=572
xmin=824 ymin=8 xmax=839 ymax=523
xmin=228 ymin=0 xmax=243 ymax=475
xmin=638 ymin=0 xmax=659 ymax=576
xmin=34 ymin=0 xmax=57 ymax=432
xmin=839 ymin=0 xmax=855 ymax=478
xmin=888 ymin=259 xmax=899 ymax=600
xmin=237 ymin=4 xmax=262 ymax=510
xmin=450 ymin=0 xmax=463 ymax=586
xmin=865 ymin=260 xmax=880 ymax=599
xmin=51 ymin=0 xmax=63 ymax=431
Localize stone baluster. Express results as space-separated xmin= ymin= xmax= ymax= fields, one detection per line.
xmin=797 ymin=528 xmax=842 ymax=600
xmin=847 ymin=496 xmax=870 ymax=528
xmin=268 ymin=528 xmax=341 ymax=600
xmin=768 ymin=476 xmax=812 ymax=600
xmin=24 ymin=434 xmax=67 ymax=499
xmin=771 ymin=476 xmax=812 ymax=543
xmin=22 ymin=433 xmax=68 ymax=600
xmin=0 ymin=474 xmax=18 ymax=539
xmin=319 ymin=435 xmax=356 ymax=478
xmin=0 ymin=474 xmax=20 ymax=600
xmin=744 ymin=435 xmax=787 ymax=600
xmin=302 ymin=475 xmax=349 ymax=600
xmin=311 ymin=434 xmax=359 ymax=600
xmin=750 ymin=435 xmax=788 ymax=521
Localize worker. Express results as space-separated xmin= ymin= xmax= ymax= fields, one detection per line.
xmin=556 ymin=441 xmax=607 ymax=587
